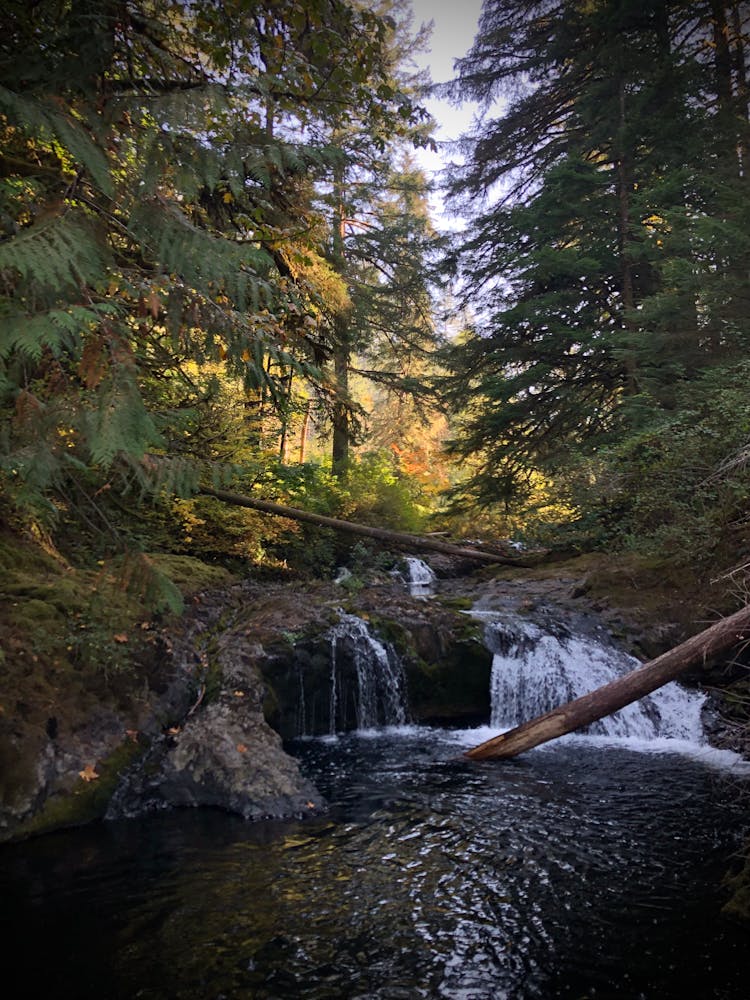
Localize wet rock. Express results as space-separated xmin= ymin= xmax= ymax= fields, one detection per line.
xmin=107 ymin=617 xmax=324 ymax=822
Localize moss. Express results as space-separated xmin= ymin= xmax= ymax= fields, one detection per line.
xmin=435 ymin=595 xmax=474 ymax=612
xmin=363 ymin=615 xmax=415 ymax=655
xmin=405 ymin=636 xmax=492 ymax=724
xmin=12 ymin=737 xmax=145 ymax=841
xmin=723 ymin=851 xmax=750 ymax=923
xmin=147 ymin=554 xmax=237 ymax=596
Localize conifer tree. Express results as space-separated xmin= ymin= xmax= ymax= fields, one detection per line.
xmin=313 ymin=0 xmax=438 ymax=477
xmin=442 ymin=0 xmax=750 ymax=511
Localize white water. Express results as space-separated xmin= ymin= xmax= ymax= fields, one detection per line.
xmin=327 ymin=613 xmax=409 ymax=732
xmin=484 ymin=616 xmax=706 ymax=743
xmin=404 ymin=557 xmax=436 ymax=597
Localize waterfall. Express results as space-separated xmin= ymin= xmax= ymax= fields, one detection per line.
xmin=326 ymin=614 xmax=409 ymax=733
xmin=403 ymin=557 xmax=437 ymax=598
xmin=485 ymin=617 xmax=705 ymax=741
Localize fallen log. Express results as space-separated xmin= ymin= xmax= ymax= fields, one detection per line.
xmin=466 ymin=603 xmax=750 ymax=760
xmin=199 ymin=486 xmax=527 ymax=566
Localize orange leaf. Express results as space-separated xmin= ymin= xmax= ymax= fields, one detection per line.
xmin=78 ymin=335 xmax=108 ymax=389
xmin=113 ymin=633 xmax=129 ymax=643
xmin=79 ymin=763 xmax=99 ymax=782
xmin=236 ymin=743 xmax=248 ymax=753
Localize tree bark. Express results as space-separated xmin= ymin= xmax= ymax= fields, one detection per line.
xmin=465 ymin=603 xmax=750 ymax=760
xmin=199 ymin=486 xmax=530 ymax=565
xmin=298 ymin=399 xmax=312 ymax=464
xmin=331 ymin=161 xmax=351 ymax=478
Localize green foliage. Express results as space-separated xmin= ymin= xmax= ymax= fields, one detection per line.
xmin=574 ymin=363 xmax=750 ymax=569
xmin=0 ymin=0 xmax=437 ymax=602
xmin=65 ymin=607 xmax=136 ymax=677
xmin=442 ymin=0 xmax=750 ymax=573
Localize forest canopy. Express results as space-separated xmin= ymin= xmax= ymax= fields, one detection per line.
xmin=442 ymin=0 xmax=750 ymax=570
xmin=1 ymin=0 xmax=750 ymax=582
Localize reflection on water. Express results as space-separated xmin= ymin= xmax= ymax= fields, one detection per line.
xmin=1 ymin=727 xmax=749 ymax=999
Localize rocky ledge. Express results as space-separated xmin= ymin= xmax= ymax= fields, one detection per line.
xmin=3 ymin=552 xmax=733 ymax=842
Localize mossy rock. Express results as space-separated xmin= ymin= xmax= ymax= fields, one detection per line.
xmin=146 ymin=554 xmax=237 ymax=596
xmin=405 ymin=636 xmax=492 ymax=725
xmin=435 ymin=595 xmax=474 ymax=612
xmin=10 ymin=737 xmax=145 ymax=841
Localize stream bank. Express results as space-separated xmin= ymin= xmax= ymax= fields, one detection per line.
xmin=2 ymin=544 xmax=749 ymax=850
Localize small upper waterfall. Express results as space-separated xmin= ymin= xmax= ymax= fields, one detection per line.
xmin=403 ymin=557 xmax=437 ymax=598
xmin=326 ymin=613 xmax=409 ymax=733
xmin=485 ymin=616 xmax=706 ymax=741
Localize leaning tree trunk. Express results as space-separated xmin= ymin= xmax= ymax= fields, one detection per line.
xmin=465 ymin=603 xmax=750 ymax=760
xmin=199 ymin=486 xmax=531 ymax=565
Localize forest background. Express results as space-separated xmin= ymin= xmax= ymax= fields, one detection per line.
xmin=2 ymin=0 xmax=750 ymax=673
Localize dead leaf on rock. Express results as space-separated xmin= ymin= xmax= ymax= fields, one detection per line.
xmin=166 ymin=726 xmax=181 ymax=735
xmin=236 ymin=743 xmax=248 ymax=753
xmin=79 ymin=763 xmax=99 ymax=782
xmin=113 ymin=633 xmax=129 ymax=643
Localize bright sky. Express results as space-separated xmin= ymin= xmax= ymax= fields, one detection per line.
xmin=408 ymin=0 xmax=484 ymax=220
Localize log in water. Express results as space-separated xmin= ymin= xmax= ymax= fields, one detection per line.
xmin=467 ymin=604 xmax=750 ymax=760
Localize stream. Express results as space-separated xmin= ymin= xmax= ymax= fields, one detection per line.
xmin=2 ymin=608 xmax=750 ymax=998
xmin=1 ymin=728 xmax=749 ymax=999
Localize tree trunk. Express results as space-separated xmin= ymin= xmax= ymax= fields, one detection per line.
xmin=199 ymin=486 xmax=531 ymax=565
xmin=331 ymin=319 xmax=351 ymax=476
xmin=331 ymin=162 xmax=351 ymax=478
xmin=298 ymin=399 xmax=312 ymax=464
xmin=278 ymin=369 xmax=293 ymax=464
xmin=465 ymin=603 xmax=750 ymax=760
xmin=614 ymin=74 xmax=639 ymax=394
xmin=712 ymin=0 xmax=734 ymax=111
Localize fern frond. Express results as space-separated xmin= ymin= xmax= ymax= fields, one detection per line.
xmin=130 ymin=200 xmax=273 ymax=310
xmin=0 ymin=304 xmax=118 ymax=363
xmin=122 ymin=452 xmax=205 ymax=499
xmin=114 ymin=550 xmax=184 ymax=614
xmin=82 ymin=376 xmax=162 ymax=467
xmin=0 ymin=86 xmax=113 ymax=196
xmin=0 ymin=211 xmax=109 ymax=292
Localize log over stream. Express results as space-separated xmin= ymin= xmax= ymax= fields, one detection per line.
xmin=466 ymin=602 xmax=750 ymax=760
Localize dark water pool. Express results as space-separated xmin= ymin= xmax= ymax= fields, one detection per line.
xmin=2 ymin=728 xmax=749 ymax=999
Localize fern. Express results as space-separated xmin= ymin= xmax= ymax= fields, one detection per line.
xmin=0 ymin=86 xmax=113 ymax=197
xmin=129 ymin=200 xmax=273 ymax=311
xmin=82 ymin=377 xmax=162 ymax=468
xmin=120 ymin=453 xmax=206 ymax=500
xmin=115 ymin=550 xmax=184 ymax=614
xmin=0 ymin=303 xmax=118 ymax=363
xmin=0 ymin=211 xmax=109 ymax=293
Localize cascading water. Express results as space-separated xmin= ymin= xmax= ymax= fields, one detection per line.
xmin=484 ymin=616 xmax=706 ymax=741
xmin=326 ymin=613 xmax=409 ymax=732
xmin=403 ymin=557 xmax=437 ymax=597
